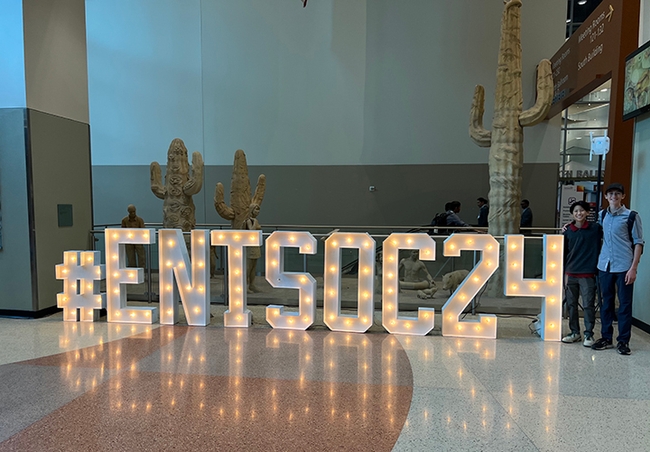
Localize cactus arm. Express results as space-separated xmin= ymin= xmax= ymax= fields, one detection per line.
xmin=519 ymin=59 xmax=553 ymax=127
xmin=469 ymin=85 xmax=492 ymax=147
xmin=251 ymin=174 xmax=266 ymax=209
xmin=183 ymin=151 xmax=204 ymax=196
xmin=150 ymin=161 xmax=166 ymax=199
xmin=214 ymin=182 xmax=235 ymax=221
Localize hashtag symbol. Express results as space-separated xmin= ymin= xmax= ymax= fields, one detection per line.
xmin=56 ymin=251 xmax=106 ymax=322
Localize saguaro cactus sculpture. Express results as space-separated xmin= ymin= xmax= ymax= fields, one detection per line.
xmin=215 ymin=150 xmax=266 ymax=291
xmin=469 ymin=0 xmax=552 ymax=295
xmin=470 ymin=0 xmax=552 ymax=235
xmin=150 ymin=138 xmax=204 ymax=231
xmin=214 ymin=149 xmax=266 ymax=229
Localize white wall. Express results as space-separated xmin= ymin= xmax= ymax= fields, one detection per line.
xmin=201 ymin=0 xmax=367 ymax=166
xmin=0 ymin=0 xmax=26 ymax=108
xmin=86 ymin=0 xmax=565 ymax=167
xmin=362 ymin=0 xmax=564 ymax=165
xmin=85 ymin=0 xmax=204 ymax=165
xmin=631 ymin=114 xmax=650 ymax=325
xmin=630 ymin=0 xmax=650 ymax=326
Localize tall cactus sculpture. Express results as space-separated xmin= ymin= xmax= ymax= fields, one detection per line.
xmin=214 ymin=149 xmax=266 ymax=229
xmin=469 ymin=0 xmax=552 ymax=295
xmin=150 ymin=138 xmax=204 ymax=231
xmin=215 ymin=150 xmax=266 ymax=292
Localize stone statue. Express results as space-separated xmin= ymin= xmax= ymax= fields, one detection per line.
xmin=417 ymin=287 xmax=438 ymax=299
xmin=150 ymin=138 xmax=204 ymax=231
xmin=214 ymin=150 xmax=266 ymax=290
xmin=242 ymin=204 xmax=262 ymax=293
xmin=441 ymin=269 xmax=470 ymax=295
xmin=398 ymin=250 xmax=435 ymax=290
xmin=469 ymin=0 xmax=552 ymax=295
xmin=121 ymin=204 xmax=145 ymax=268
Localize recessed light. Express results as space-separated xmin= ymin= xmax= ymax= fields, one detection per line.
xmin=600 ymin=88 xmax=608 ymax=92
xmin=578 ymin=0 xmax=587 ymax=5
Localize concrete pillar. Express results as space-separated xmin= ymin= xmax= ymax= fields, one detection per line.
xmin=0 ymin=0 xmax=92 ymax=316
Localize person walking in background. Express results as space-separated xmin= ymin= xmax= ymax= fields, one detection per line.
xmin=562 ymin=201 xmax=602 ymax=347
xmin=477 ymin=197 xmax=489 ymax=227
xmin=591 ymin=183 xmax=644 ymax=355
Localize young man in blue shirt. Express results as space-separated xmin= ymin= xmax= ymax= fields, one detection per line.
xmin=562 ymin=201 xmax=602 ymax=347
xmin=592 ymin=183 xmax=645 ymax=355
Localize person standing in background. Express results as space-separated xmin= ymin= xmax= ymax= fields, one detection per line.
xmin=520 ymin=199 xmax=533 ymax=232
xmin=477 ymin=197 xmax=489 ymax=227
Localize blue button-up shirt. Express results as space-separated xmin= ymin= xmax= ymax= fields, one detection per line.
xmin=597 ymin=206 xmax=645 ymax=273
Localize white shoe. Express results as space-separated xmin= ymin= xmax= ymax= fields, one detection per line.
xmin=583 ymin=335 xmax=595 ymax=347
xmin=562 ymin=332 xmax=581 ymax=343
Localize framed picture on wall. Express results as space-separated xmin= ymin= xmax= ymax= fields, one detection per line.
xmin=623 ymin=39 xmax=650 ymax=121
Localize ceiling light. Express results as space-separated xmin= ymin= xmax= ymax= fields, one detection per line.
xmin=578 ymin=0 xmax=587 ymax=5
xmin=600 ymin=88 xmax=608 ymax=92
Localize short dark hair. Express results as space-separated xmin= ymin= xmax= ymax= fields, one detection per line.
xmin=477 ymin=197 xmax=488 ymax=204
xmin=521 ymin=199 xmax=529 ymax=207
xmin=605 ymin=183 xmax=625 ymax=194
xmin=444 ymin=202 xmax=452 ymax=211
xmin=450 ymin=201 xmax=461 ymax=210
xmin=569 ymin=200 xmax=591 ymax=213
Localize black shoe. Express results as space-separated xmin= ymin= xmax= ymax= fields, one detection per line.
xmin=617 ymin=342 xmax=631 ymax=355
xmin=591 ymin=338 xmax=613 ymax=350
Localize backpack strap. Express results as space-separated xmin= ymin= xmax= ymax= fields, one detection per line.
xmin=628 ymin=210 xmax=637 ymax=245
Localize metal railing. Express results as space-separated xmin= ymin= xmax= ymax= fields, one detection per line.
xmin=90 ymin=224 xmax=561 ymax=315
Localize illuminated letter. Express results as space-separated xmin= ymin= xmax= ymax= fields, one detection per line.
xmin=105 ymin=228 xmax=158 ymax=323
xmin=56 ymin=251 xmax=106 ymax=322
xmin=442 ymin=234 xmax=499 ymax=338
xmin=323 ymin=232 xmax=375 ymax=333
xmin=211 ymin=229 xmax=263 ymax=327
xmin=265 ymin=231 xmax=317 ymax=330
xmin=504 ymin=234 xmax=563 ymax=341
xmin=382 ymin=233 xmax=436 ymax=335
xmin=159 ymin=229 xmax=210 ymax=326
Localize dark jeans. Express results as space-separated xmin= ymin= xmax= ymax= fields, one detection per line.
xmin=599 ymin=270 xmax=634 ymax=343
xmin=565 ymin=276 xmax=596 ymax=337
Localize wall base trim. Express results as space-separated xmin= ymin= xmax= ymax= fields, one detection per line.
xmin=0 ymin=305 xmax=61 ymax=319
xmin=632 ymin=317 xmax=650 ymax=335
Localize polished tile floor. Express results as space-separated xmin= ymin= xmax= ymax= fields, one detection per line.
xmin=0 ymin=307 xmax=649 ymax=451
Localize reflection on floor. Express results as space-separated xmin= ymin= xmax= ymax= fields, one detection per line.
xmin=1 ymin=307 xmax=649 ymax=451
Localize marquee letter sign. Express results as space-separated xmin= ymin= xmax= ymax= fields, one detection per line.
xmin=441 ymin=234 xmax=500 ymax=339
xmin=323 ymin=232 xmax=375 ymax=333
xmin=505 ymin=234 xmax=563 ymax=341
xmin=105 ymin=228 xmax=158 ymax=323
xmin=58 ymin=231 xmax=564 ymax=341
xmin=265 ymin=231 xmax=318 ymax=330
xmin=381 ymin=233 xmax=436 ymax=336
xmin=56 ymin=250 xmax=105 ymax=322
xmin=159 ymin=229 xmax=211 ymax=326
xmin=211 ymin=229 xmax=263 ymax=327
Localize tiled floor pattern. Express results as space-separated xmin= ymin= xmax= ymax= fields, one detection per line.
xmin=1 ymin=309 xmax=649 ymax=451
